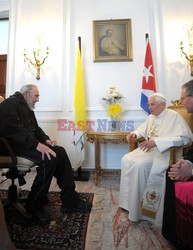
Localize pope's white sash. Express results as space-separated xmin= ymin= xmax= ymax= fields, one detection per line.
xmin=141 ymin=150 xmax=169 ymax=218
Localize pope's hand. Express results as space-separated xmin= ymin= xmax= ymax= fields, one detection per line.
xmin=126 ymin=133 xmax=136 ymax=142
xmin=140 ymin=140 xmax=156 ymax=152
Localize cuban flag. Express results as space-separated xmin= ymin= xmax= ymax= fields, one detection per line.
xmin=140 ymin=39 xmax=156 ymax=114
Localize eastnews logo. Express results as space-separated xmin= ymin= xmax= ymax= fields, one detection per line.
xmin=57 ymin=119 xmax=134 ymax=131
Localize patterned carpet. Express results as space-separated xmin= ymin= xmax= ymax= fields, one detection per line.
xmin=112 ymin=207 xmax=173 ymax=249
xmin=0 ymin=190 xmax=94 ymax=250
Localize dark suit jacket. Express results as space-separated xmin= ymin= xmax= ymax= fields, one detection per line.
xmin=184 ymin=148 xmax=193 ymax=162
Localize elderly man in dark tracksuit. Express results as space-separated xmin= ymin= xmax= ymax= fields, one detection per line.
xmin=0 ymin=84 xmax=92 ymax=225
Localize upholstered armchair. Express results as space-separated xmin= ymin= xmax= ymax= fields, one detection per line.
xmin=129 ymin=99 xmax=193 ymax=165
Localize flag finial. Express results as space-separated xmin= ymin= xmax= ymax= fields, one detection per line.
xmin=78 ymin=36 xmax=81 ymax=52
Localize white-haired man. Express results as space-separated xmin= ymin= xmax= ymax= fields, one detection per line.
xmin=119 ymin=93 xmax=193 ymax=227
xmin=0 ymin=84 xmax=92 ymax=225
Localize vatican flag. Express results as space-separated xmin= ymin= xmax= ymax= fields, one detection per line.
xmin=73 ymin=43 xmax=86 ymax=171
xmin=74 ymin=46 xmax=86 ymax=129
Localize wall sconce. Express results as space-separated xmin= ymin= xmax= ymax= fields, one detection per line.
xmin=24 ymin=47 xmax=49 ymax=80
xmin=180 ymin=24 xmax=193 ymax=76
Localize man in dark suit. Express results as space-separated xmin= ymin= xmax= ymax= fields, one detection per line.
xmin=162 ymin=79 xmax=193 ymax=249
xmin=169 ymin=80 xmax=193 ymax=181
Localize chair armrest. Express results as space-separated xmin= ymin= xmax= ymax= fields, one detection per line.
xmin=0 ymin=137 xmax=17 ymax=167
xmin=128 ymin=135 xmax=192 ymax=167
xmin=169 ymin=142 xmax=192 ymax=166
xmin=129 ymin=137 xmax=145 ymax=151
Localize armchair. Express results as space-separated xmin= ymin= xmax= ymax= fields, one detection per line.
xmin=0 ymin=96 xmax=36 ymax=218
xmin=129 ymin=100 xmax=193 ymax=165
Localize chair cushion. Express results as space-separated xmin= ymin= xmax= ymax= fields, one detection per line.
xmin=0 ymin=156 xmax=36 ymax=171
xmin=17 ymin=157 xmax=36 ymax=171
xmin=175 ymin=181 xmax=193 ymax=248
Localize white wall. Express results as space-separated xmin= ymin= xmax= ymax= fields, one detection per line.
xmin=161 ymin=0 xmax=193 ymax=101
xmin=1 ymin=0 xmax=193 ymax=170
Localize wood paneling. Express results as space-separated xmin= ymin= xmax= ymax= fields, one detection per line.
xmin=0 ymin=55 xmax=7 ymax=98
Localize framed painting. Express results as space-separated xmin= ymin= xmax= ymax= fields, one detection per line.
xmin=93 ymin=19 xmax=133 ymax=62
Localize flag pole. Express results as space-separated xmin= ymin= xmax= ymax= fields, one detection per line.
xmin=74 ymin=37 xmax=81 ymax=143
xmin=74 ymin=37 xmax=81 ymax=140
xmin=73 ymin=36 xmax=90 ymax=181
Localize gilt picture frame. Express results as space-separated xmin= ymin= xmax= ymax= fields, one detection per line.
xmin=93 ymin=19 xmax=133 ymax=62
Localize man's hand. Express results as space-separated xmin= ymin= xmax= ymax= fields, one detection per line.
xmin=45 ymin=139 xmax=57 ymax=147
xmin=168 ymin=159 xmax=192 ymax=181
xmin=36 ymin=143 xmax=56 ymax=160
xmin=126 ymin=133 xmax=137 ymax=142
xmin=140 ymin=140 xmax=156 ymax=152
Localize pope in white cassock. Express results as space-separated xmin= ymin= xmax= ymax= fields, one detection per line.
xmin=119 ymin=93 xmax=193 ymax=227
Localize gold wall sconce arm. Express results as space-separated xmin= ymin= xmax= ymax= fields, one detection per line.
xmin=180 ymin=24 xmax=193 ymax=76
xmin=24 ymin=47 xmax=49 ymax=80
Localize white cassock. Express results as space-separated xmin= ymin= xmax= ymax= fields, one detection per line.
xmin=119 ymin=109 xmax=193 ymax=227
